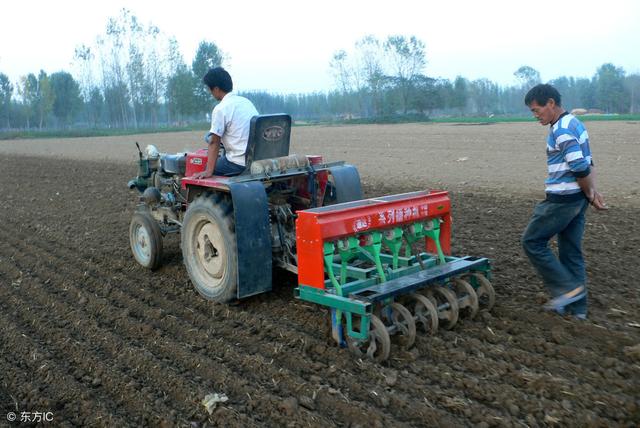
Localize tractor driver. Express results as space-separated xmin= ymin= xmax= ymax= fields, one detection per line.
xmin=194 ymin=67 xmax=259 ymax=178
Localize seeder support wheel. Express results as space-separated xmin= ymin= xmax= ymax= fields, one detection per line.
xmin=454 ymin=277 xmax=479 ymax=319
xmin=470 ymin=272 xmax=496 ymax=311
xmin=425 ymin=287 xmax=459 ymax=330
xmin=387 ymin=302 xmax=416 ymax=350
xmin=410 ymin=293 xmax=439 ymax=335
xmin=346 ymin=314 xmax=391 ymax=362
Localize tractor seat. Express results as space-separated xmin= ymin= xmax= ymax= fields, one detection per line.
xmin=242 ymin=114 xmax=292 ymax=174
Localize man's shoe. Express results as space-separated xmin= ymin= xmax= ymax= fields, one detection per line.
xmin=545 ymin=306 xmax=566 ymax=316
xmin=544 ymin=286 xmax=586 ymax=313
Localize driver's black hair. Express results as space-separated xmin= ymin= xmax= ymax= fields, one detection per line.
xmin=203 ymin=67 xmax=233 ymax=92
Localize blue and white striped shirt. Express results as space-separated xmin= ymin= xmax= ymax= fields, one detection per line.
xmin=545 ymin=112 xmax=592 ymax=200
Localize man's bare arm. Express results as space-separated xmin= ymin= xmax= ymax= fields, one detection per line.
xmin=195 ymin=133 xmax=222 ymax=178
xmin=576 ymin=167 xmax=607 ymax=210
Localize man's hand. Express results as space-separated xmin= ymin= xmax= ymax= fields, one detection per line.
xmin=194 ymin=170 xmax=213 ymax=179
xmin=195 ymin=133 xmax=220 ymax=179
xmin=589 ymin=191 xmax=608 ymax=210
xmin=576 ymin=168 xmax=607 ymax=210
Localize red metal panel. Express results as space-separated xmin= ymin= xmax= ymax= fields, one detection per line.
xmin=180 ymin=175 xmax=231 ymax=190
xmin=296 ymin=190 xmax=451 ymax=289
xmin=296 ymin=212 xmax=326 ymax=290
xmin=185 ymin=149 xmax=208 ymax=177
xmin=427 ymin=211 xmax=451 ymax=256
xmin=181 ymin=149 xmax=233 ymax=191
xmin=295 ymin=155 xmax=328 ymax=205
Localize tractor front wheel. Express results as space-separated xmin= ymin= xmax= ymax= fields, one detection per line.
xmin=181 ymin=193 xmax=237 ymax=303
xmin=129 ymin=212 xmax=163 ymax=270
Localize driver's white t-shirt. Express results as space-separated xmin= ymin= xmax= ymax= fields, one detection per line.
xmin=209 ymin=93 xmax=258 ymax=166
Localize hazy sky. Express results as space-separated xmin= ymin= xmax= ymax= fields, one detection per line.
xmin=1 ymin=0 xmax=638 ymax=93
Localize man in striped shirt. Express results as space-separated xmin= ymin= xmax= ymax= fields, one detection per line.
xmin=522 ymin=84 xmax=607 ymax=320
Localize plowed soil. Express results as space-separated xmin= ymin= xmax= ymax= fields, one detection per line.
xmin=1 ymin=122 xmax=639 ymax=427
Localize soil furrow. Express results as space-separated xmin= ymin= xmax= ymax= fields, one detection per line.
xmin=1 ymin=235 xmax=422 ymax=426
xmin=0 ymin=229 xmax=583 ymax=425
xmin=1 ymin=152 xmax=639 ymax=426
xmin=0 ymin=244 xmax=331 ymax=427
xmin=1 ymin=217 xmax=636 ymax=424
xmin=1 ymin=227 xmax=520 ymax=424
xmin=0 ymin=310 xmax=133 ymax=427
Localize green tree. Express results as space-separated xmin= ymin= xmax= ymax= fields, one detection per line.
xmin=355 ymin=35 xmax=386 ymax=116
xmin=166 ymin=37 xmax=184 ymax=76
xmin=514 ymin=65 xmax=541 ymax=89
xmin=411 ymin=75 xmax=441 ymax=115
xmin=451 ymin=76 xmax=468 ymax=114
xmin=468 ymin=78 xmax=500 ymax=115
xmin=143 ymin=25 xmax=165 ymax=126
xmin=103 ymin=81 xmax=129 ymax=127
xmin=329 ymin=35 xmax=391 ymax=117
xmin=329 ymin=49 xmax=358 ymax=117
xmin=165 ymin=37 xmax=185 ymax=124
xmin=574 ymin=78 xmax=595 ymax=109
xmin=625 ymin=74 xmax=640 ymax=114
xmin=50 ymin=71 xmax=82 ymax=127
xmin=192 ymin=41 xmax=224 ymax=113
xmin=383 ymin=35 xmax=426 ymax=114
xmin=18 ymin=73 xmax=38 ymax=128
xmin=98 ymin=8 xmax=145 ymax=127
xmin=127 ymin=43 xmax=145 ymax=128
xmin=0 ymin=73 xmax=13 ymax=128
xmin=192 ymin=41 xmax=224 ymax=80
xmin=88 ymin=87 xmax=104 ymax=127
xmin=73 ymin=44 xmax=95 ymax=103
xmin=594 ymin=63 xmax=627 ymax=113
xmin=78 ymin=8 xmax=176 ymax=127
xmin=167 ymin=64 xmax=197 ymax=121
xmin=36 ymin=71 xmax=54 ymax=129
xmin=329 ymin=50 xmax=352 ymax=95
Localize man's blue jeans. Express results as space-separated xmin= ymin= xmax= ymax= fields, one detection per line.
xmin=522 ymin=198 xmax=589 ymax=315
xmin=214 ymin=156 xmax=245 ymax=177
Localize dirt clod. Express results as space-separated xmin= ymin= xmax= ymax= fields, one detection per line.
xmin=279 ymin=397 xmax=298 ymax=416
xmin=384 ymin=373 xmax=397 ymax=387
xmin=623 ymin=344 xmax=640 ymax=361
xmin=298 ymin=395 xmax=315 ymax=410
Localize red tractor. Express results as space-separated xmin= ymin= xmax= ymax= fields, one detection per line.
xmin=128 ymin=114 xmax=494 ymax=361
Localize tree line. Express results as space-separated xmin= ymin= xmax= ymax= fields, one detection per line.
xmin=1 ymin=10 xmax=639 ymax=131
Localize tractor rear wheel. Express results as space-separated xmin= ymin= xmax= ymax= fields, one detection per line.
xmin=181 ymin=193 xmax=237 ymax=303
xmin=129 ymin=212 xmax=163 ymax=270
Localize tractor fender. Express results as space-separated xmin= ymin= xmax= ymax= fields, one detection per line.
xmin=329 ymin=164 xmax=363 ymax=203
xmin=229 ymin=181 xmax=273 ymax=299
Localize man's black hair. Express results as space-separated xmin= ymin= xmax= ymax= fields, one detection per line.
xmin=203 ymin=67 xmax=233 ymax=92
xmin=524 ymin=84 xmax=561 ymax=107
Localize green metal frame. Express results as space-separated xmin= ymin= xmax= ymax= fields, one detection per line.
xmin=295 ymin=218 xmax=491 ymax=342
